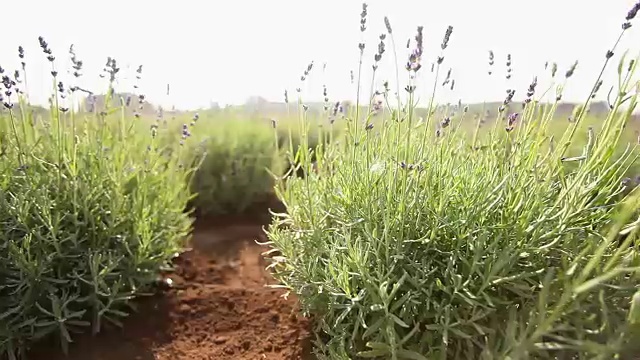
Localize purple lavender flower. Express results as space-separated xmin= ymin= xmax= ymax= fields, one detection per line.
xmin=626 ymin=1 xmax=640 ymax=21
xmin=182 ymin=123 xmax=191 ymax=139
xmin=505 ymin=112 xmax=519 ymax=132
xmin=441 ymin=25 xmax=453 ymax=50
xmin=406 ymin=26 xmax=424 ymax=72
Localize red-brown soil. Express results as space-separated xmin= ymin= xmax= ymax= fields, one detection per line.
xmin=27 ymin=210 xmax=312 ymax=360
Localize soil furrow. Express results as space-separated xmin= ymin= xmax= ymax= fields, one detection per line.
xmin=27 ymin=218 xmax=312 ymax=360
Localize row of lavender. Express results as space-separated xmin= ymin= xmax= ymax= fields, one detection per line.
xmin=0 ymin=34 xmax=288 ymax=358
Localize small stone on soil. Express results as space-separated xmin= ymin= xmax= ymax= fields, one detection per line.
xmin=213 ymin=336 xmax=229 ymax=344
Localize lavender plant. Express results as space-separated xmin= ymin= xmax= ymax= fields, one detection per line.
xmin=186 ymin=117 xmax=285 ymax=216
xmin=0 ymin=40 xmax=195 ymax=359
xmin=265 ymin=3 xmax=640 ymax=359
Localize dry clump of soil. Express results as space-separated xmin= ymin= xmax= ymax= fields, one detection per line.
xmin=27 ymin=213 xmax=312 ymax=360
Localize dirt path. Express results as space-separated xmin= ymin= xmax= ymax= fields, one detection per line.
xmin=27 ymin=214 xmax=312 ymax=360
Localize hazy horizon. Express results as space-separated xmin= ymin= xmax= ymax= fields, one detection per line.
xmin=2 ymin=0 xmax=640 ymax=111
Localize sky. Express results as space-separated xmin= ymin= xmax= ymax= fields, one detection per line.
xmin=2 ymin=0 xmax=640 ymax=110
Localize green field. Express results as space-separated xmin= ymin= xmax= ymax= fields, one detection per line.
xmin=2 ymin=3 xmax=640 ymax=360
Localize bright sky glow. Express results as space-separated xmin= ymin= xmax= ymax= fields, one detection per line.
xmin=2 ymin=0 xmax=640 ymax=110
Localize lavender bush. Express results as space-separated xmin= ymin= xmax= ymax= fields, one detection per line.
xmin=186 ymin=118 xmax=284 ymax=216
xmin=0 ymin=41 xmax=195 ymax=359
xmin=265 ymin=3 xmax=640 ymax=359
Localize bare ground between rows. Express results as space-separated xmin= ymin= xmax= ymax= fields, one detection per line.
xmin=27 ymin=206 xmax=313 ymax=360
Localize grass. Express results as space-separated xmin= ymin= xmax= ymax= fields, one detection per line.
xmin=0 ymin=2 xmax=639 ymax=360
